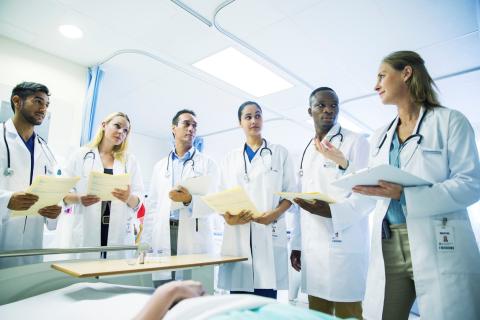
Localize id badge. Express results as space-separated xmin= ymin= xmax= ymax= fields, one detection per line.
xmin=330 ymin=231 xmax=343 ymax=247
xmin=272 ymin=220 xmax=278 ymax=238
xmin=436 ymin=225 xmax=455 ymax=252
xmin=323 ymin=160 xmax=336 ymax=168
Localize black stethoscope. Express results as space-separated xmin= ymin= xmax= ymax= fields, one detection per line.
xmin=243 ymin=138 xmax=273 ymax=183
xmin=374 ymin=109 xmax=427 ymax=163
xmin=298 ymin=126 xmax=343 ymax=177
xmin=2 ymin=121 xmax=58 ymax=176
xmin=82 ymin=149 xmax=128 ymax=176
xmin=164 ymin=148 xmax=197 ymax=178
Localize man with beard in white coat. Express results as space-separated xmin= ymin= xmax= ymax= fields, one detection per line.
xmin=142 ymin=109 xmax=218 ymax=285
xmin=0 ymin=82 xmax=61 ymax=268
xmin=290 ymin=87 xmax=371 ymax=319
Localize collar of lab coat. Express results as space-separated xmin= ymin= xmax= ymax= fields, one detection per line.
xmin=324 ymin=123 xmax=341 ymax=140
xmin=171 ymin=146 xmax=195 ymax=161
xmin=5 ymin=118 xmax=45 ymax=164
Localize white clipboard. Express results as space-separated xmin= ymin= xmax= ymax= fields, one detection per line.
xmin=178 ymin=175 xmax=211 ymax=196
xmin=331 ymin=164 xmax=432 ymax=190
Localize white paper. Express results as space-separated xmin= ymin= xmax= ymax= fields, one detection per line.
xmin=87 ymin=171 xmax=130 ymax=201
xmin=276 ymin=192 xmax=337 ymax=204
xmin=11 ymin=175 xmax=80 ymax=217
xmin=170 ymin=175 xmax=212 ymax=210
xmin=331 ymin=164 xmax=432 ymax=190
xmin=178 ymin=176 xmax=211 ymax=196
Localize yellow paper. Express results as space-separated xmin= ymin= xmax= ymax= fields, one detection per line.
xmin=87 ymin=171 xmax=130 ymax=201
xmin=276 ymin=191 xmax=337 ymax=204
xmin=11 ymin=175 xmax=80 ymax=217
xmin=201 ymin=186 xmax=262 ymax=218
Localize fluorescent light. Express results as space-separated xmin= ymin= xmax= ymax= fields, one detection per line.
xmin=193 ymin=47 xmax=293 ymax=97
xmin=58 ymin=25 xmax=83 ymax=39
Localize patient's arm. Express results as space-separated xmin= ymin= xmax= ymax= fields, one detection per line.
xmin=135 ymin=280 xmax=205 ymax=320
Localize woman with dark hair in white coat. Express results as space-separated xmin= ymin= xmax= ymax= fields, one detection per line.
xmin=58 ymin=112 xmax=144 ymax=258
xmin=217 ymin=101 xmax=296 ymax=299
xmin=354 ymin=51 xmax=480 ymax=320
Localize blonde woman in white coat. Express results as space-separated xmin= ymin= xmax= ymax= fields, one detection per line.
xmin=58 ymin=112 xmax=144 ymax=259
xmin=218 ymin=101 xmax=297 ymax=299
xmin=354 ymin=51 xmax=480 ymax=320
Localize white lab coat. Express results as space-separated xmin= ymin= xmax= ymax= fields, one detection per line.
xmin=290 ymin=125 xmax=373 ymax=301
xmin=217 ymin=141 xmax=296 ymax=291
xmin=0 ymin=119 xmax=58 ymax=267
xmin=55 ymin=146 xmax=144 ymax=259
xmin=363 ymin=106 xmax=480 ymax=320
xmin=142 ymin=149 xmax=219 ymax=280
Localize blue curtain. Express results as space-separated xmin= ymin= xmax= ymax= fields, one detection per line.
xmin=194 ymin=136 xmax=204 ymax=152
xmin=80 ymin=66 xmax=104 ymax=145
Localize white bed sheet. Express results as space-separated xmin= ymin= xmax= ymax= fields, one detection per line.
xmin=0 ymin=282 xmax=154 ymax=320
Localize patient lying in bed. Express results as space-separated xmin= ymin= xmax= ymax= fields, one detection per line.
xmin=0 ymin=281 xmax=337 ymax=319
xmin=136 ymin=281 xmax=337 ymax=320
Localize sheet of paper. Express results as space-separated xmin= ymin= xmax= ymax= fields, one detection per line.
xmin=276 ymin=192 xmax=337 ymax=204
xmin=170 ymin=176 xmax=212 ymax=210
xmin=178 ymin=175 xmax=211 ymax=196
xmin=331 ymin=164 xmax=432 ymax=190
xmin=11 ymin=175 xmax=80 ymax=217
xmin=87 ymin=171 xmax=130 ymax=201
xmin=201 ymin=186 xmax=262 ymax=218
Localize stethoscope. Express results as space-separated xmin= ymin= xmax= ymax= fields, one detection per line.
xmin=2 ymin=121 xmax=58 ymax=177
xmin=243 ymin=138 xmax=273 ymax=183
xmin=164 ymin=148 xmax=197 ymax=178
xmin=298 ymin=126 xmax=344 ymax=177
xmin=82 ymin=149 xmax=128 ymax=176
xmin=374 ymin=109 xmax=427 ymax=166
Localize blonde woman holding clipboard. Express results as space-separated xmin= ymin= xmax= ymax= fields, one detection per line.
xmin=354 ymin=51 xmax=480 ymax=319
xmin=57 ymin=112 xmax=144 ymax=259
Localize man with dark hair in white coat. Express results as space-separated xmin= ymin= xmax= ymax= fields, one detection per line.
xmin=290 ymin=87 xmax=372 ymax=319
xmin=142 ymin=109 xmax=218 ymax=285
xmin=0 ymin=82 xmax=61 ymax=268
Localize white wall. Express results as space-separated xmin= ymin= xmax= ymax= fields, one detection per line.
xmin=0 ymin=35 xmax=87 ymax=164
xmin=128 ymin=132 xmax=171 ymax=191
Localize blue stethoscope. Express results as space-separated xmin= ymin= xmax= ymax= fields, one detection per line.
xmin=298 ymin=126 xmax=343 ymax=177
xmin=164 ymin=148 xmax=197 ymax=178
xmin=2 ymin=121 xmax=59 ymax=177
xmin=243 ymin=138 xmax=273 ymax=183
xmin=374 ymin=110 xmax=427 ymax=166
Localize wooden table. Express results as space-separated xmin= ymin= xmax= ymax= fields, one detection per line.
xmin=51 ymin=254 xmax=247 ymax=278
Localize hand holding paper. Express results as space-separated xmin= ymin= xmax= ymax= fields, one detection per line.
xmin=10 ymin=176 xmax=80 ymax=217
xmin=169 ymin=186 xmax=192 ymax=204
xmin=353 ymin=180 xmax=404 ymax=200
xmin=224 ymin=210 xmax=254 ymax=225
xmin=332 ymin=164 xmax=431 ymax=190
xmin=201 ymin=186 xmax=262 ymax=218
xmin=87 ymin=171 xmax=130 ymax=201
xmin=170 ymin=176 xmax=211 ymax=210
xmin=276 ymin=191 xmax=337 ymax=204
